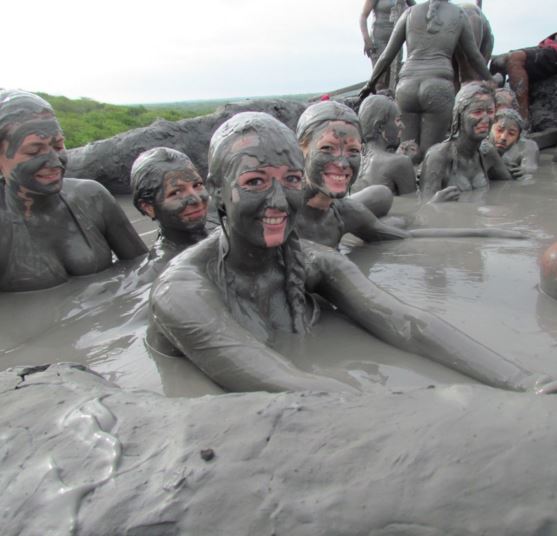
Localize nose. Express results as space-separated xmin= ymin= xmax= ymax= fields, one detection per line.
xmin=268 ymin=179 xmax=288 ymax=210
xmin=336 ymin=156 xmax=350 ymax=168
xmin=45 ymin=150 xmax=66 ymax=169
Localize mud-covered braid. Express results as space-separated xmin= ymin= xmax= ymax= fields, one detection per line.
xmin=208 ymin=111 xmax=310 ymax=333
xmin=426 ymin=0 xmax=444 ymax=33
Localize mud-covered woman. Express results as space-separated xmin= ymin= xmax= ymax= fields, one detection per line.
xmin=0 ymin=90 xmax=147 ymax=292
xmin=295 ymin=100 xmax=519 ymax=249
xmin=359 ymin=0 xmax=493 ymax=159
xmin=420 ymin=82 xmax=511 ymax=199
xmin=149 ymin=111 xmax=556 ymax=395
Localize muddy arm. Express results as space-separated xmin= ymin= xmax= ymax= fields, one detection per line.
xmin=95 ymin=185 xmax=148 ymax=259
xmin=339 ymin=198 xmax=410 ymax=241
xmin=458 ymin=13 xmax=493 ymax=81
xmin=312 ymin=250 xmax=554 ymax=392
xmin=150 ymin=251 xmax=354 ymax=393
xmin=419 ymin=145 xmax=448 ymax=199
xmin=360 ymin=10 xmax=408 ymax=97
xmin=360 ymin=0 xmax=378 ymax=55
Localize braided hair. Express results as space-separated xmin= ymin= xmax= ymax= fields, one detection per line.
xmin=207 ymin=112 xmax=311 ymax=333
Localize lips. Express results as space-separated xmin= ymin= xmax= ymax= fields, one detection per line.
xmin=34 ymin=168 xmax=62 ymax=184
xmin=322 ymin=164 xmax=352 ymax=194
xmin=262 ymin=208 xmax=287 ymax=226
xmin=180 ymin=204 xmax=207 ymax=222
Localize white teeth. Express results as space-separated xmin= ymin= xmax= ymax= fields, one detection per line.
xmin=263 ymin=217 xmax=285 ymax=225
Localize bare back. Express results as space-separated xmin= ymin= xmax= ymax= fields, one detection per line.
xmin=402 ymin=2 xmax=467 ymax=81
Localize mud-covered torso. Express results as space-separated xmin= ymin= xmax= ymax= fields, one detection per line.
xmin=447 ymin=149 xmax=489 ymax=191
xmin=203 ymin=232 xmax=318 ymax=344
xmin=0 ymin=179 xmax=113 ymax=291
xmin=401 ymin=3 xmax=464 ymax=81
xmin=296 ymin=203 xmax=345 ymax=249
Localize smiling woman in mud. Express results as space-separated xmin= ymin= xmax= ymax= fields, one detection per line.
xmin=131 ymin=147 xmax=217 ymax=272
xmin=0 ymin=90 xmax=147 ymax=292
xmin=420 ymin=82 xmax=512 ymax=199
xmin=359 ymin=0 xmax=493 ymax=159
xmin=149 ymin=111 xmax=557 ymax=395
xmin=295 ymin=100 xmax=519 ymax=250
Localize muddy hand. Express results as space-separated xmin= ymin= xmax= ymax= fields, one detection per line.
xmin=430 ymin=186 xmax=460 ymax=203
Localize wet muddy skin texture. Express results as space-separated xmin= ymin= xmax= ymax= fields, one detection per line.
xmin=420 ymin=83 xmax=511 ymax=198
xmin=0 ymin=90 xmax=147 ymax=292
xmin=359 ymin=0 xmax=492 ymax=159
xmin=130 ymin=147 xmax=216 ymax=277
xmin=3 ymin=363 xmax=557 ymax=536
xmin=2 ymin=153 xmax=557 ymax=535
xmin=353 ymin=94 xmax=417 ymax=195
xmin=66 ymin=99 xmax=306 ymax=194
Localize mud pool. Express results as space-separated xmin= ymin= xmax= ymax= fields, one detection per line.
xmin=1 ymin=148 xmax=556 ymax=395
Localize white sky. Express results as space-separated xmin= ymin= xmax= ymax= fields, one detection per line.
xmin=2 ymin=0 xmax=554 ymax=104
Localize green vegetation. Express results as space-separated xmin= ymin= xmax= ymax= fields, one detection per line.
xmin=38 ymin=93 xmax=219 ymax=149
xmin=38 ymin=92 xmax=319 ymax=149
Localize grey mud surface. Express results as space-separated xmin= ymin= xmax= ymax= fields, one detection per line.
xmin=3 ymin=362 xmax=557 ymax=535
xmin=1 ymin=149 xmax=557 ymax=535
xmin=2 ymin=149 xmax=557 ymax=396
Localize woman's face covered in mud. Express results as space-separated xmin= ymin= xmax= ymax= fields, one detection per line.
xmin=208 ymin=112 xmax=304 ymax=248
xmin=0 ymin=91 xmax=67 ymax=195
xmin=296 ymin=101 xmax=361 ymax=199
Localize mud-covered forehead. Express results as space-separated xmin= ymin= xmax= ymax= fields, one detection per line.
xmin=208 ymin=112 xmax=303 ymax=189
xmin=131 ymin=147 xmax=199 ymax=206
xmin=450 ymin=82 xmax=494 ymax=137
xmin=0 ymin=90 xmax=55 ymax=135
xmin=296 ymin=101 xmax=360 ymax=143
xmin=358 ymin=94 xmax=397 ymax=139
xmin=494 ymin=108 xmax=524 ymax=132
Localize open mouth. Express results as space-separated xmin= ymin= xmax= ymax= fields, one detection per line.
xmin=322 ymin=171 xmax=351 ymax=194
xmin=261 ymin=209 xmax=289 ymax=247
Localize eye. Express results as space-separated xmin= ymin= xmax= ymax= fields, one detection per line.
xmin=318 ymin=144 xmax=334 ymax=152
xmin=283 ymin=174 xmax=303 ymax=189
xmin=245 ymin=177 xmax=264 ymax=187
xmin=348 ymin=147 xmax=361 ymax=156
xmin=165 ymin=189 xmax=180 ymax=198
xmin=193 ymin=181 xmax=204 ymax=190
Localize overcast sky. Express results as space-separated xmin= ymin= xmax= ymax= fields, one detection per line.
xmin=3 ymin=0 xmax=554 ymax=104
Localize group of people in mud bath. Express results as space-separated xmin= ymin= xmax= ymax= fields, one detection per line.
xmin=1 ymin=0 xmax=556 ymax=395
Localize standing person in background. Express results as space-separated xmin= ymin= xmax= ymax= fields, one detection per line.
xmin=489 ymin=33 xmax=557 ymax=122
xmin=360 ymin=0 xmax=493 ymax=161
xmin=359 ymin=0 xmax=416 ymax=91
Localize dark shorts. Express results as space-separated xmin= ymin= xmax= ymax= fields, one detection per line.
xmin=521 ymin=47 xmax=557 ymax=81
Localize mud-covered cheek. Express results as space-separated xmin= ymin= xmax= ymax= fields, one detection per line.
xmin=348 ymin=155 xmax=360 ymax=180
xmin=306 ymin=152 xmax=333 ymax=185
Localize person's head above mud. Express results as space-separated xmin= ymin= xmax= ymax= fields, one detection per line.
xmin=358 ymin=94 xmax=403 ymax=150
xmin=351 ymin=94 xmax=418 ymax=197
xmin=420 ymin=82 xmax=512 ymax=198
xmin=131 ymin=147 xmax=209 ymax=251
xmin=296 ymin=101 xmax=361 ymax=201
xmin=490 ymin=108 xmax=524 ymax=155
xmin=359 ymin=0 xmax=493 ymax=160
xmin=488 ymin=107 xmax=539 ymax=179
xmin=449 ymin=81 xmax=495 ymax=141
xmin=0 ymin=89 xmax=147 ymax=292
xmin=494 ymin=87 xmax=520 ymax=114
xmin=149 ymin=111 xmax=556 ymax=396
